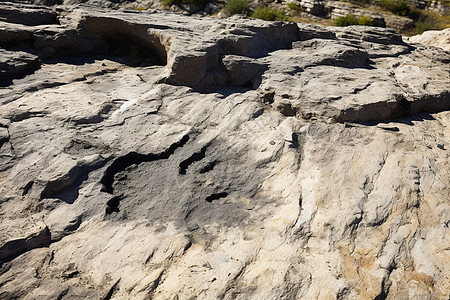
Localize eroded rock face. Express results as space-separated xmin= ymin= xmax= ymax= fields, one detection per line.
xmin=410 ymin=28 xmax=450 ymax=52
xmin=0 ymin=3 xmax=449 ymax=299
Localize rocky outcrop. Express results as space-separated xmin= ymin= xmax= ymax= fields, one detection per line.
xmin=409 ymin=0 xmax=449 ymax=13
xmin=326 ymin=1 xmax=415 ymax=32
xmin=298 ymin=0 xmax=330 ymax=16
xmin=410 ymin=27 xmax=450 ymax=52
xmin=0 ymin=3 xmax=449 ymax=299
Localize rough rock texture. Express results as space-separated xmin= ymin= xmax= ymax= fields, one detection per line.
xmin=0 ymin=3 xmax=449 ymax=299
xmin=410 ymin=28 xmax=450 ymax=52
xmin=410 ymin=0 xmax=449 ymax=13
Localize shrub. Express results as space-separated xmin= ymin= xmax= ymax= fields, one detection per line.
xmin=412 ymin=11 xmax=446 ymax=34
xmin=358 ymin=15 xmax=373 ymax=25
xmin=287 ymin=2 xmax=304 ymax=12
xmin=130 ymin=5 xmax=151 ymax=11
xmin=379 ymin=0 xmax=421 ymax=20
xmin=333 ymin=14 xmax=375 ymax=26
xmin=333 ymin=14 xmax=359 ymax=26
xmin=223 ymin=0 xmax=249 ymax=16
xmin=251 ymin=6 xmax=289 ymax=21
xmin=414 ymin=21 xmax=431 ymax=34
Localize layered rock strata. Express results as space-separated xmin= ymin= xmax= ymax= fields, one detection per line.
xmin=0 ymin=3 xmax=449 ymax=299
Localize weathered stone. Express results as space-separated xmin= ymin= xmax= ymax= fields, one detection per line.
xmin=0 ymin=222 xmax=50 ymax=263
xmin=222 ymin=55 xmax=268 ymax=87
xmin=0 ymin=49 xmax=40 ymax=82
xmin=0 ymin=4 xmax=449 ymax=300
xmin=299 ymin=0 xmax=330 ymax=16
xmin=410 ymin=27 xmax=450 ymax=52
xmin=0 ymin=2 xmax=58 ymax=26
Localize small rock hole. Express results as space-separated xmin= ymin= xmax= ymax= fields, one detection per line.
xmin=205 ymin=192 xmax=229 ymax=203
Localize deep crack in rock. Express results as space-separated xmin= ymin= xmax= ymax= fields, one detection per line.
xmin=101 ymin=134 xmax=190 ymax=194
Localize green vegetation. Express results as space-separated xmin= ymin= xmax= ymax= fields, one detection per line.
xmin=339 ymin=0 xmax=449 ymax=34
xmin=251 ymin=6 xmax=289 ymax=21
xmin=129 ymin=5 xmax=151 ymax=11
xmin=379 ymin=0 xmax=421 ymax=20
xmin=411 ymin=10 xmax=450 ymax=34
xmin=358 ymin=15 xmax=373 ymax=25
xmin=334 ymin=14 xmax=359 ymax=26
xmin=287 ymin=2 xmax=305 ymax=12
xmin=223 ymin=0 xmax=249 ymax=16
xmin=414 ymin=21 xmax=431 ymax=34
xmin=333 ymin=14 xmax=374 ymax=26
xmin=375 ymin=0 xmax=449 ymax=34
xmin=221 ymin=0 xmax=289 ymax=21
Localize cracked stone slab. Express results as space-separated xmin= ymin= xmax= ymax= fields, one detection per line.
xmin=0 ymin=3 xmax=449 ymax=300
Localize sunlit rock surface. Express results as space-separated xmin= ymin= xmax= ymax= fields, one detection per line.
xmin=410 ymin=27 xmax=450 ymax=52
xmin=0 ymin=3 xmax=449 ymax=299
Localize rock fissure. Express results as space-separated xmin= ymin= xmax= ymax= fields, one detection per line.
xmin=105 ymin=195 xmax=122 ymax=214
xmin=100 ymin=134 xmax=190 ymax=194
xmin=40 ymin=156 xmax=110 ymax=203
xmin=199 ymin=160 xmax=217 ymax=174
xmin=0 ymin=226 xmax=51 ymax=265
xmin=5 ymin=125 xmax=15 ymax=156
xmin=205 ymin=192 xmax=229 ymax=203
xmin=0 ymin=129 xmax=9 ymax=149
xmin=102 ymin=279 xmax=121 ymax=300
xmin=179 ymin=143 xmax=210 ymax=175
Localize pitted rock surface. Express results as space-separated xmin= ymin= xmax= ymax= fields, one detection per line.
xmin=0 ymin=3 xmax=449 ymax=300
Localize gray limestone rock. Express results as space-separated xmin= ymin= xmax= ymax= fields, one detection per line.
xmin=409 ymin=27 xmax=450 ymax=52
xmin=0 ymin=49 xmax=40 ymax=82
xmin=0 ymin=3 xmax=449 ymax=300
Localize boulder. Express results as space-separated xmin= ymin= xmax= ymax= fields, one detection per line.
xmin=409 ymin=27 xmax=450 ymax=52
